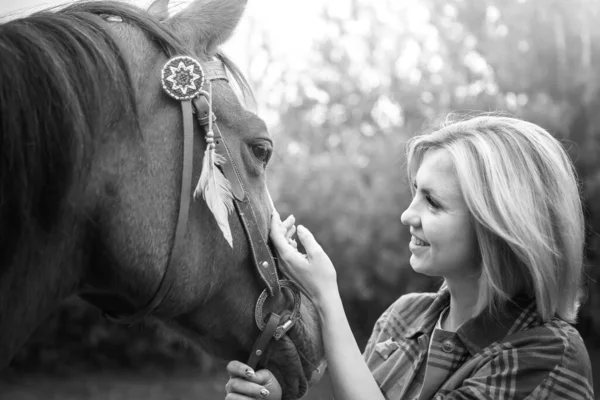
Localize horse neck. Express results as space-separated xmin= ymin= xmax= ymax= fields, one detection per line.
xmin=0 ymin=217 xmax=85 ymax=368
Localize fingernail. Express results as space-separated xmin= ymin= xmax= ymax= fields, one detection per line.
xmin=244 ymin=367 xmax=254 ymax=377
xmin=260 ymin=388 xmax=270 ymax=397
xmin=298 ymin=225 xmax=306 ymax=232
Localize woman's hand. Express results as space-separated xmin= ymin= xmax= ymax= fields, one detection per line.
xmin=225 ymin=361 xmax=282 ymax=400
xmin=270 ymin=211 xmax=339 ymax=310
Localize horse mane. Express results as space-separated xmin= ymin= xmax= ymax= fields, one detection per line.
xmin=217 ymin=52 xmax=256 ymax=110
xmin=0 ymin=1 xmax=253 ymax=268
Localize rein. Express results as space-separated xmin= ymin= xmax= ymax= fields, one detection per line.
xmin=81 ymin=55 xmax=300 ymax=370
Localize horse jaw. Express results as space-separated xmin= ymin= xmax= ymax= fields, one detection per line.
xmin=165 ymin=0 xmax=247 ymax=55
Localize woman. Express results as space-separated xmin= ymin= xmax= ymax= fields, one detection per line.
xmin=225 ymin=115 xmax=594 ymax=399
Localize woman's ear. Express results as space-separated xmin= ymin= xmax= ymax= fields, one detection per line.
xmin=165 ymin=0 xmax=247 ymax=55
xmin=148 ymin=0 xmax=170 ymax=21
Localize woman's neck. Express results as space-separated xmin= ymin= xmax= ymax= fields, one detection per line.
xmin=442 ymin=277 xmax=480 ymax=332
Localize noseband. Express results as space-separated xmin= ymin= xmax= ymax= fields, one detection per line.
xmin=81 ymin=55 xmax=300 ymax=370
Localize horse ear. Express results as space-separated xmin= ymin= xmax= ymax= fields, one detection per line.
xmin=168 ymin=0 xmax=247 ymax=55
xmin=148 ymin=0 xmax=170 ymax=21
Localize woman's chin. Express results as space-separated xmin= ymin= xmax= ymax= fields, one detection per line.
xmin=409 ymin=256 xmax=436 ymax=276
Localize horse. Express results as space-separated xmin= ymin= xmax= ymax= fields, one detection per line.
xmin=0 ymin=0 xmax=325 ymax=398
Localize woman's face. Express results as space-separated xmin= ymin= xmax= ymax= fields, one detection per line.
xmin=401 ymin=148 xmax=479 ymax=280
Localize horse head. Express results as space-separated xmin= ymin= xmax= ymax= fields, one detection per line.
xmin=0 ymin=0 xmax=324 ymax=398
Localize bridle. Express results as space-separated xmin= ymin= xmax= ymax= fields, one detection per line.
xmin=81 ymin=54 xmax=301 ymax=370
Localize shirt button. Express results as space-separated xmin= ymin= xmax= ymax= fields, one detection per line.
xmin=441 ymin=339 xmax=455 ymax=353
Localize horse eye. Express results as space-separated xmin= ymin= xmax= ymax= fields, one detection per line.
xmin=252 ymin=144 xmax=272 ymax=164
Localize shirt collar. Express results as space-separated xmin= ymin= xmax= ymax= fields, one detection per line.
xmin=457 ymin=295 xmax=540 ymax=355
xmin=404 ymin=289 xmax=450 ymax=339
xmin=403 ymin=287 xmax=541 ymax=355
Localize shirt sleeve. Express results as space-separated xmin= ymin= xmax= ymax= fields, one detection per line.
xmin=443 ymin=324 xmax=594 ymax=400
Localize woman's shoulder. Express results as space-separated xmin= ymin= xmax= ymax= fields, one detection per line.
xmin=514 ymin=319 xmax=589 ymax=357
xmin=507 ymin=318 xmax=588 ymax=354
xmin=495 ymin=318 xmax=593 ymax=383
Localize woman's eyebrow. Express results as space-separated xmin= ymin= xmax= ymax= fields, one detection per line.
xmin=413 ymin=181 xmax=442 ymax=198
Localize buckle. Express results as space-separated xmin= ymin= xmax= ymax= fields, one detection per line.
xmin=254 ymin=280 xmax=301 ymax=338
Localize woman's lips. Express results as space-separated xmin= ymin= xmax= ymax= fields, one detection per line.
xmin=410 ymin=235 xmax=430 ymax=246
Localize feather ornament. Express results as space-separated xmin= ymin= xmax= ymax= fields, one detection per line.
xmin=193 ymin=83 xmax=234 ymax=247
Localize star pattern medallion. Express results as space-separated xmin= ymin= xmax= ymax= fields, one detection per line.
xmin=161 ymin=56 xmax=205 ymax=100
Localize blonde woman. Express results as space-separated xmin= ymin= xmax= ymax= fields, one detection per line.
xmin=225 ymin=115 xmax=594 ymax=400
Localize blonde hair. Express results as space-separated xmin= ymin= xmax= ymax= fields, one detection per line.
xmin=406 ymin=114 xmax=585 ymax=323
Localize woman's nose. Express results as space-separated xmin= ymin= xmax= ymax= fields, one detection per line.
xmin=400 ymin=201 xmax=420 ymax=227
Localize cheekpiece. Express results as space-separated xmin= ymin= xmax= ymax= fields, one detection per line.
xmin=161 ymin=55 xmax=205 ymax=101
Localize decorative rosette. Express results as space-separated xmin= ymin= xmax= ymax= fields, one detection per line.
xmin=161 ymin=55 xmax=204 ymax=100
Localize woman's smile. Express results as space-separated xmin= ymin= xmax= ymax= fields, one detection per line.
xmin=410 ymin=235 xmax=430 ymax=247
xmin=409 ymin=235 xmax=431 ymax=254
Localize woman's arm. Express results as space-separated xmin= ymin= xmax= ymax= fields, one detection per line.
xmin=318 ymin=290 xmax=386 ymax=400
xmin=271 ymin=213 xmax=386 ymax=400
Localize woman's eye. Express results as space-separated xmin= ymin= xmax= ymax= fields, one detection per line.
xmin=426 ymin=195 xmax=438 ymax=208
xmin=252 ymin=143 xmax=272 ymax=164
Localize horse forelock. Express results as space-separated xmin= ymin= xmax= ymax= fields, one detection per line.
xmin=216 ymin=52 xmax=256 ymax=111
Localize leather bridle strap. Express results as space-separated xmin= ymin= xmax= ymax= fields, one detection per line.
xmin=246 ymin=312 xmax=281 ymax=370
xmin=79 ymin=99 xmax=195 ymax=323
xmin=192 ymin=92 xmax=281 ymax=297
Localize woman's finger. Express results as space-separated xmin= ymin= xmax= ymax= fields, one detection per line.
xmin=282 ymin=214 xmax=295 ymax=230
xmin=252 ymin=369 xmax=278 ymax=387
xmin=270 ymin=215 xmax=298 ymax=253
xmin=270 ymin=213 xmax=311 ymax=270
xmin=296 ymin=225 xmax=323 ymax=259
xmin=270 ymin=212 xmax=287 ymax=235
xmin=225 ymin=378 xmax=271 ymax=398
xmin=226 ymin=360 xmax=258 ymax=381
xmin=285 ymin=224 xmax=296 ymax=240
xmin=225 ymin=393 xmax=257 ymax=400
xmin=270 ymin=215 xmax=291 ymax=249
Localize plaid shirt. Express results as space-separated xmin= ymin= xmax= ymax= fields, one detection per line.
xmin=363 ymin=289 xmax=594 ymax=400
